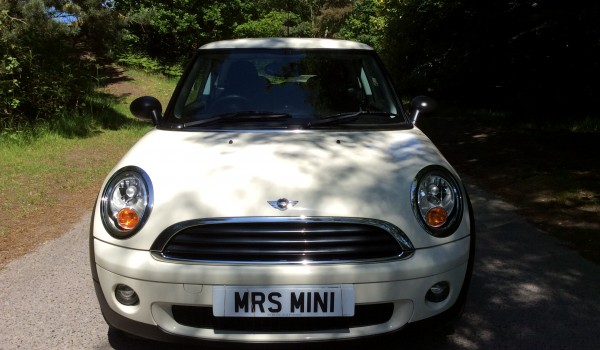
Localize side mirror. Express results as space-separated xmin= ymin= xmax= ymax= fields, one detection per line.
xmin=410 ymin=96 xmax=437 ymax=125
xmin=130 ymin=96 xmax=162 ymax=125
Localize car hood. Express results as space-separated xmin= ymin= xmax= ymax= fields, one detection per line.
xmin=93 ymin=128 xmax=470 ymax=249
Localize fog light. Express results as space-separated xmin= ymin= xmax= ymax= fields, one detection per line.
xmin=426 ymin=281 xmax=450 ymax=303
xmin=115 ymin=284 xmax=139 ymax=306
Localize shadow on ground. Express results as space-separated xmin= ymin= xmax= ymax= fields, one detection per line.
xmin=418 ymin=107 xmax=600 ymax=264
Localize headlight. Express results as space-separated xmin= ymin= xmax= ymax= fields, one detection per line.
xmin=100 ymin=167 xmax=153 ymax=239
xmin=411 ymin=165 xmax=463 ymax=237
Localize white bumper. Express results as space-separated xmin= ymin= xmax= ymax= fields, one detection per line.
xmin=94 ymin=236 xmax=470 ymax=342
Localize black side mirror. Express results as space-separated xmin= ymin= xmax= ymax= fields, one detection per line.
xmin=410 ymin=96 xmax=437 ymax=125
xmin=130 ymin=96 xmax=162 ymax=125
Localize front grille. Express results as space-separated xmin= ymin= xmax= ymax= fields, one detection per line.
xmin=172 ymin=303 xmax=394 ymax=332
xmin=151 ymin=218 xmax=414 ymax=264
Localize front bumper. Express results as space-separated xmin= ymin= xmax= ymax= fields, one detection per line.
xmin=92 ymin=235 xmax=471 ymax=343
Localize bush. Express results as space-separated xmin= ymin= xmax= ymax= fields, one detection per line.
xmin=117 ymin=53 xmax=183 ymax=78
xmin=0 ymin=0 xmax=122 ymax=131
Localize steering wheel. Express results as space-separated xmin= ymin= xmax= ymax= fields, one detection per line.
xmin=210 ymin=94 xmax=252 ymax=112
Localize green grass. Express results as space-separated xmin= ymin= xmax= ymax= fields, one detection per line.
xmin=0 ymin=128 xmax=148 ymax=212
xmin=125 ymin=69 xmax=178 ymax=105
xmin=0 ymin=68 xmax=177 ymax=239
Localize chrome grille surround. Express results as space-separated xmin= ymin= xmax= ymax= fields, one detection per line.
xmin=150 ymin=217 xmax=415 ymax=265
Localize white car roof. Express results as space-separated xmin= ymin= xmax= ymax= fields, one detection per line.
xmin=199 ymin=38 xmax=374 ymax=51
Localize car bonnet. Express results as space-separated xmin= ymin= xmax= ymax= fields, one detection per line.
xmin=94 ymin=128 xmax=470 ymax=249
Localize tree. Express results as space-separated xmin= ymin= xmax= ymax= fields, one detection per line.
xmin=379 ymin=0 xmax=600 ymax=118
xmin=115 ymin=0 xmax=260 ymax=64
xmin=1 ymin=0 xmax=81 ymax=127
xmin=338 ymin=0 xmax=384 ymax=49
xmin=251 ymin=0 xmax=325 ymax=36
xmin=1 ymin=0 xmax=123 ymax=129
xmin=316 ymin=0 xmax=353 ymax=37
xmin=234 ymin=10 xmax=311 ymax=38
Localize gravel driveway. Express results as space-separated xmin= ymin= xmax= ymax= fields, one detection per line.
xmin=1 ymin=184 xmax=598 ymax=349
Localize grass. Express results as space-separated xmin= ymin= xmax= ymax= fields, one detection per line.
xmin=0 ymin=68 xmax=176 ymax=267
xmin=0 ymin=128 xmax=148 ymax=220
xmin=106 ymin=69 xmax=175 ymax=105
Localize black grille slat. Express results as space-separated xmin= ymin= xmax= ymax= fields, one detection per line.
xmin=164 ymin=244 xmax=393 ymax=255
xmin=164 ymin=248 xmax=388 ymax=262
xmin=169 ymin=237 xmax=391 ymax=248
xmin=155 ymin=219 xmax=411 ymax=263
xmin=171 ymin=233 xmax=382 ymax=245
xmin=178 ymin=223 xmax=369 ymax=234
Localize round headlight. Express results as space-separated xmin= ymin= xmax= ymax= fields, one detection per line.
xmin=411 ymin=166 xmax=463 ymax=237
xmin=100 ymin=167 xmax=153 ymax=239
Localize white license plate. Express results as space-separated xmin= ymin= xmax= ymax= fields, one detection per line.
xmin=213 ymin=285 xmax=354 ymax=317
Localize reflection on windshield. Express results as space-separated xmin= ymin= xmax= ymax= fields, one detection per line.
xmin=172 ymin=49 xmax=406 ymax=128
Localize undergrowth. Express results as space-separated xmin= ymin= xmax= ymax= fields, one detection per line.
xmin=117 ymin=53 xmax=184 ymax=78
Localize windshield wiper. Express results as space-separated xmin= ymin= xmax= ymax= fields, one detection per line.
xmin=182 ymin=111 xmax=292 ymax=128
xmin=305 ymin=111 xmax=398 ymax=128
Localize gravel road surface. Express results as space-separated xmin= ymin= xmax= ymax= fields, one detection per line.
xmin=1 ymin=184 xmax=599 ymax=349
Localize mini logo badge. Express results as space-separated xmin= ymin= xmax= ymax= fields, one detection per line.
xmin=268 ymin=198 xmax=298 ymax=211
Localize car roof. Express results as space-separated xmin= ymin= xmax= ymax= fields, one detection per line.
xmin=199 ymin=38 xmax=374 ymax=51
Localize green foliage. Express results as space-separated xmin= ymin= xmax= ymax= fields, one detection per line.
xmin=234 ymin=11 xmax=311 ymax=38
xmin=338 ymin=0 xmax=384 ymax=50
xmin=2 ymin=0 xmax=598 ymax=132
xmin=76 ymin=0 xmax=126 ymax=57
xmin=1 ymin=1 xmax=83 ymax=128
xmin=316 ymin=0 xmax=353 ymax=37
xmin=0 ymin=0 xmax=123 ymax=130
xmin=116 ymin=0 xmax=259 ymax=64
xmin=117 ymin=53 xmax=183 ymax=78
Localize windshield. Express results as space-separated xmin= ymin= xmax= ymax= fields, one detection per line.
xmin=169 ymin=48 xmax=409 ymax=129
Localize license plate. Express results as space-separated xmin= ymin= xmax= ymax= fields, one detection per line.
xmin=213 ymin=285 xmax=354 ymax=317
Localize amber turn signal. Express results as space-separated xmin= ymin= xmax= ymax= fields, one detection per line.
xmin=425 ymin=207 xmax=447 ymax=227
xmin=117 ymin=208 xmax=140 ymax=230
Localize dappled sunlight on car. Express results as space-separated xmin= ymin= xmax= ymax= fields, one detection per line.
xmin=91 ymin=38 xmax=474 ymax=344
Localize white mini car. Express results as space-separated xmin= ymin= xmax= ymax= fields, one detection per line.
xmin=90 ymin=38 xmax=475 ymax=345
